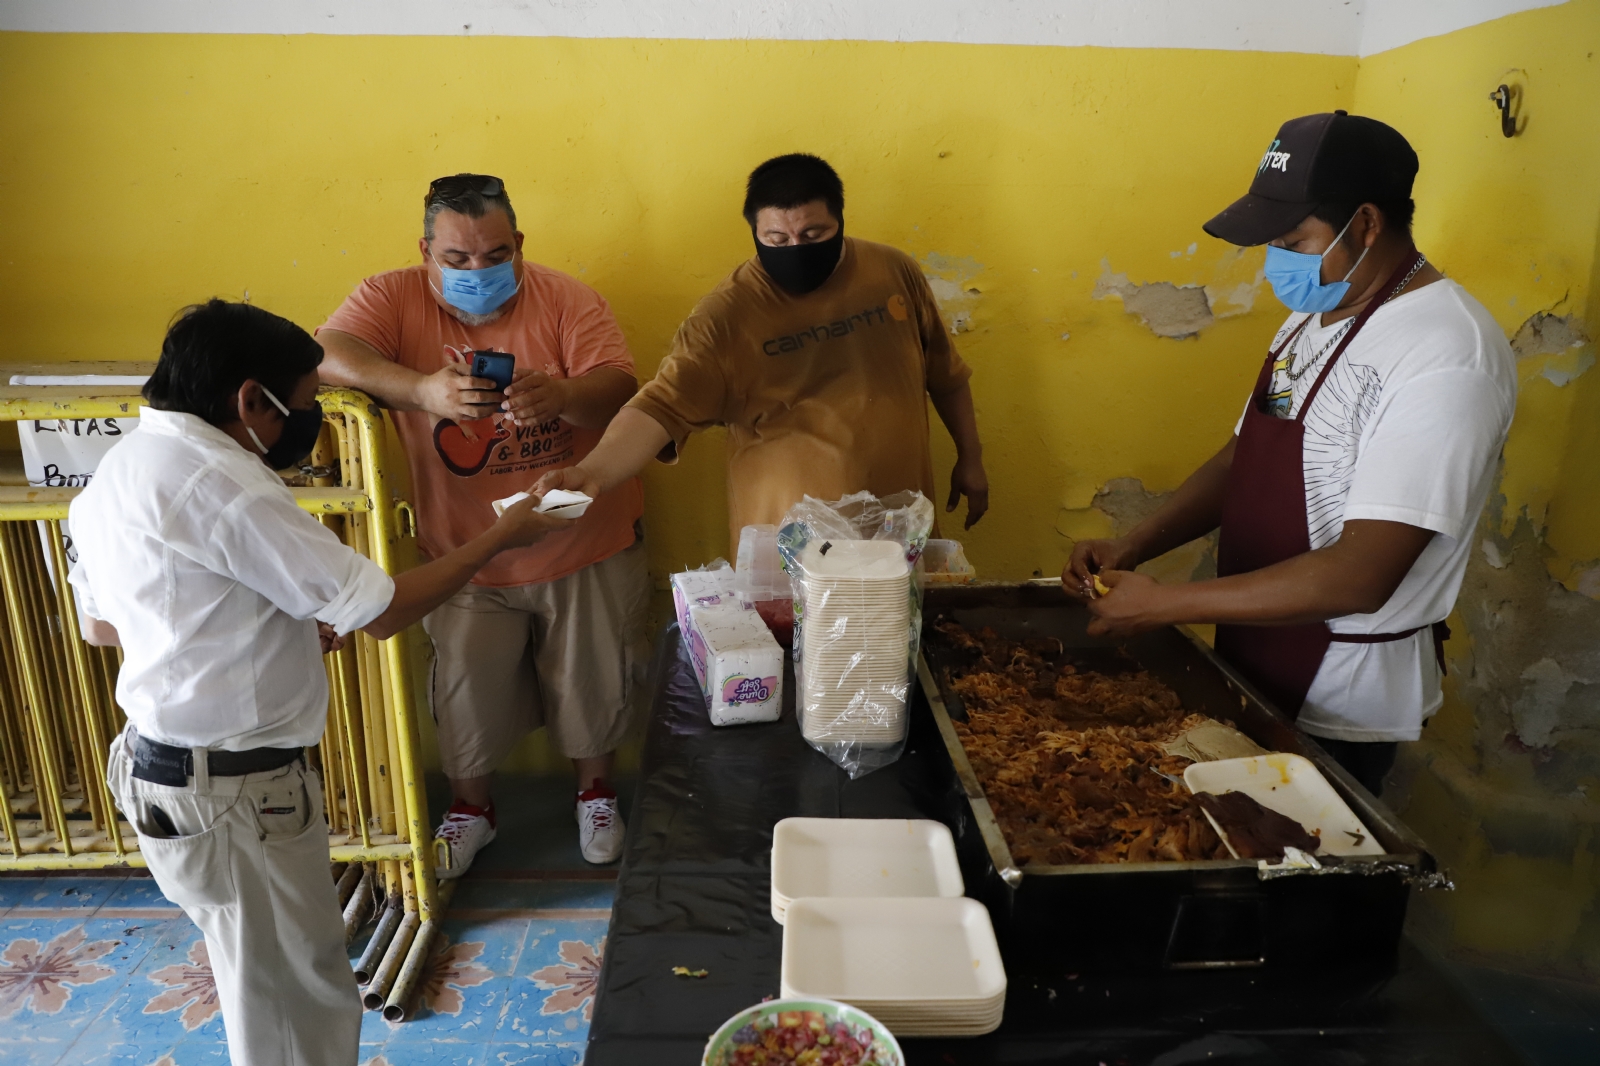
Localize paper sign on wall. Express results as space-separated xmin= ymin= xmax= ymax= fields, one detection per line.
xmin=19 ymin=416 xmax=139 ymax=491
xmin=10 ymin=372 xmax=148 ymax=571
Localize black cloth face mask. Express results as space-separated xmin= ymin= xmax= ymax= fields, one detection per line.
xmin=244 ymin=385 xmax=323 ymax=471
xmin=754 ymin=227 xmax=844 ymax=295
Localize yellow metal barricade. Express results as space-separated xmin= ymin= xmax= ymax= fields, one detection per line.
xmin=0 ymin=379 xmax=442 ymax=1018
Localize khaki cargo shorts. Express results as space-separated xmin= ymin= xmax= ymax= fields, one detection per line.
xmin=422 ymin=539 xmax=651 ymax=778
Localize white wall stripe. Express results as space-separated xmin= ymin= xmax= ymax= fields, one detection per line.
xmin=0 ymin=0 xmax=1567 ymax=57
xmin=1357 ymin=0 xmax=1563 ymax=56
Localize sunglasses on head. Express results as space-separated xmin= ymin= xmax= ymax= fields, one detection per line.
xmin=425 ymin=174 xmax=505 ymax=206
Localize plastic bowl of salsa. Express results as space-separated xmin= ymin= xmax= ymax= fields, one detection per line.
xmin=702 ymin=998 xmax=902 ymax=1066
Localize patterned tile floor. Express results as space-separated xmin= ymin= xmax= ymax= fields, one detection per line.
xmin=0 ymin=873 xmax=614 ymax=1066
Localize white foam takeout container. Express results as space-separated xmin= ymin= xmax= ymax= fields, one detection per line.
xmin=491 ymin=488 xmax=593 ymax=520
xmin=771 ymin=818 xmax=964 ymax=925
xmin=779 ymin=896 xmax=1005 ymax=1035
xmin=1183 ymin=753 xmax=1386 ymax=859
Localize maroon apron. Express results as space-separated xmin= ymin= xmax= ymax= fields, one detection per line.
xmin=1214 ymin=251 xmax=1446 ymax=717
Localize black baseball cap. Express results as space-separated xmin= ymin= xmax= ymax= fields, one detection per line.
xmin=1204 ymin=111 xmax=1419 ymax=246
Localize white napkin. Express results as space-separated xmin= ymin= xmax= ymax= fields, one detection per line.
xmin=492 ymin=489 xmax=593 ymax=518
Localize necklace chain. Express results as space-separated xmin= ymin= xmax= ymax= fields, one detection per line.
xmin=1284 ymin=318 xmax=1353 ymax=381
xmin=1280 ymin=254 xmax=1427 ymax=382
xmin=1385 ymin=255 xmax=1428 ymax=304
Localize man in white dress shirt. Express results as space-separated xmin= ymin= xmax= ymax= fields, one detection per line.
xmin=69 ymin=300 xmax=569 ymax=1066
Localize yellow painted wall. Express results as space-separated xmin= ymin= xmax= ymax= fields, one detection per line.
xmin=1351 ymin=0 xmax=1600 ymax=980
xmin=1352 ymin=0 xmax=1600 ymax=574
xmin=2 ymin=9 xmax=1597 ymax=962
xmin=0 ymin=32 xmax=1352 ymax=581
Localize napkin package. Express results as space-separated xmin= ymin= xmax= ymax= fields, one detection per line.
xmin=687 ymin=604 xmax=784 ymax=726
xmin=670 ymin=564 xmax=740 ymax=640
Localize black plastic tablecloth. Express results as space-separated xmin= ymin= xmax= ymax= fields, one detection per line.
xmin=586 ymin=625 xmax=1521 ymax=1066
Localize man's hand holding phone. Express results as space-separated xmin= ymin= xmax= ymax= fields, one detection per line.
xmin=415 ymin=362 xmax=505 ymax=423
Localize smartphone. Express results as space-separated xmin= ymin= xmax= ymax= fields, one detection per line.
xmin=470 ymin=351 xmax=516 ymax=393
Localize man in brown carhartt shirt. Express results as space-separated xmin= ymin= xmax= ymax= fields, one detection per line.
xmin=537 ymin=153 xmax=988 ymax=549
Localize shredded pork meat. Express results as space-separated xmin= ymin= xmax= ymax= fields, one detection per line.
xmin=937 ymin=622 xmax=1231 ymax=865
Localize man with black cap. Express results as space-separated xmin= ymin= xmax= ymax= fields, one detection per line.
xmin=1064 ymin=112 xmax=1516 ymax=795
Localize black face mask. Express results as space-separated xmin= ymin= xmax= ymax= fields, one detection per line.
xmin=244 ymin=385 xmax=323 ymax=471
xmin=754 ymin=227 xmax=844 ymax=295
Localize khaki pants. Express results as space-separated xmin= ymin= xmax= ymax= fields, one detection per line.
xmin=108 ymin=732 xmax=361 ymax=1066
xmin=423 ymin=540 xmax=651 ymax=778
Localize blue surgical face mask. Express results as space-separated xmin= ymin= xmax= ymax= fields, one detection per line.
xmin=430 ymin=253 xmax=520 ymax=317
xmin=1263 ymin=214 xmax=1369 ymax=314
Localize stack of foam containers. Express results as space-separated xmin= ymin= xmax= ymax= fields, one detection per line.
xmin=771 ymin=818 xmax=1006 ymax=1037
xmin=780 ymin=897 xmax=1007 ymax=1036
xmin=794 ymin=541 xmax=913 ymax=746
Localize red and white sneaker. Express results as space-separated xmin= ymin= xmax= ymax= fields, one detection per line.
xmin=434 ymin=801 xmax=496 ymax=880
xmin=576 ymin=786 xmax=624 ymax=865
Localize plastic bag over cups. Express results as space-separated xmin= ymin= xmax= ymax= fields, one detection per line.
xmin=777 ymin=491 xmax=934 ymax=778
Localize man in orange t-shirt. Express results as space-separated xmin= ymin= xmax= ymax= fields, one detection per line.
xmin=536 ymin=153 xmax=988 ymax=549
xmin=318 ymin=174 xmax=647 ymax=869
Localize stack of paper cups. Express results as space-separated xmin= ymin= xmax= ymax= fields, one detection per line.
xmin=796 ymin=540 xmax=912 ymax=746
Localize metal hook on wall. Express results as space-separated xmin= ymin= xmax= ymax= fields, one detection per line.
xmin=1489 ymin=84 xmax=1518 ymax=138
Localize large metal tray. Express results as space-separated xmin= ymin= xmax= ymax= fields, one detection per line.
xmin=911 ymin=582 xmax=1443 ymax=973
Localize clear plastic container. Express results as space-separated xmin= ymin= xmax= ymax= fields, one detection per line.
xmin=918 ymin=539 xmax=975 ymax=585
xmin=735 ymin=524 xmax=793 ymax=647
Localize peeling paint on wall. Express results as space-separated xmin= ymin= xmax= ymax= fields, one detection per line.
xmin=1511 ymin=311 xmax=1590 ymax=358
xmin=1092 ymin=249 xmax=1266 ymax=339
xmin=1093 ymin=267 xmax=1214 ymax=339
xmin=1204 ymin=246 xmax=1268 ymax=319
xmin=1572 ymin=565 xmax=1600 ymax=601
xmin=920 ymin=252 xmax=984 ymax=334
xmin=1512 ymin=311 xmax=1595 ymax=387
xmin=1088 ymin=476 xmax=1218 ymax=585
xmin=1460 ymin=499 xmax=1600 ymax=768
xmin=1514 ymin=657 xmax=1590 ymax=748
xmin=1388 ymin=491 xmax=1600 ymax=977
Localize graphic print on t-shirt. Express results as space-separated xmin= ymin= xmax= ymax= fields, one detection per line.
xmin=432 ymin=417 xmax=509 ymax=476
xmin=758 ymin=291 xmax=910 ymax=357
xmin=432 ymin=414 xmax=573 ymax=478
xmin=1264 ymin=317 xmax=1385 ymax=550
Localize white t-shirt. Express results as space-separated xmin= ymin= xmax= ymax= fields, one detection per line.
xmin=68 ymin=407 xmax=395 ymax=750
xmin=1234 ymin=279 xmax=1516 ymax=741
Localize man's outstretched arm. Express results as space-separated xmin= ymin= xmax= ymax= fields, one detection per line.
xmin=532 ymin=407 xmax=671 ymax=500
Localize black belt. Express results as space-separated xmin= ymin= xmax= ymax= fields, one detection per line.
xmin=129 ymin=730 xmax=303 ymax=787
